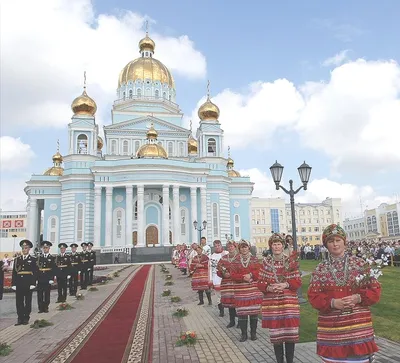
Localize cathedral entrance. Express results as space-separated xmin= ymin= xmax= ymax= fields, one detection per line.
xmin=132 ymin=231 xmax=137 ymax=246
xmin=146 ymin=226 xmax=158 ymax=246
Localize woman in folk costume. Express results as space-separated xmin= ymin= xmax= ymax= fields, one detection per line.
xmin=187 ymin=243 xmax=198 ymax=275
xmin=217 ymin=240 xmax=239 ymax=328
xmin=189 ymin=245 xmax=212 ymax=305
xmin=308 ymin=224 xmax=381 ymax=363
xmin=230 ymin=239 xmax=262 ymax=342
xmin=178 ymin=244 xmax=188 ymax=275
xmin=257 ymin=233 xmax=301 ymax=363
xmin=284 ymin=234 xmax=294 ymax=257
xmin=172 ymin=245 xmax=180 ymax=267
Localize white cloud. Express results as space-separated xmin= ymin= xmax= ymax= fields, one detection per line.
xmin=0 ymin=177 xmax=28 ymax=211
xmin=0 ymin=136 xmax=35 ymax=171
xmin=322 ymin=50 xmax=350 ymax=67
xmin=0 ymin=0 xmax=207 ymax=129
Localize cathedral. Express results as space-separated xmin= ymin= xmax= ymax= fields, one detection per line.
xmin=25 ymin=31 xmax=254 ymax=251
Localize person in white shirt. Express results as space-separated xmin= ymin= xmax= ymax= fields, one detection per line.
xmin=209 ymin=240 xmax=228 ymax=317
xmin=200 ymin=237 xmax=211 ymax=257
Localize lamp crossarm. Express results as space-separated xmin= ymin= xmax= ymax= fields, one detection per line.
xmin=293 ymin=185 xmax=305 ymax=195
xmin=278 ymin=185 xmax=290 ymax=194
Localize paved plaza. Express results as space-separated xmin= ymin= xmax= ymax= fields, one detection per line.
xmin=0 ymin=263 xmax=399 ymax=363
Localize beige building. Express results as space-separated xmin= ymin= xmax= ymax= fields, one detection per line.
xmin=343 ymin=217 xmax=366 ymax=240
xmin=364 ymin=203 xmax=400 ymax=239
xmin=251 ymin=197 xmax=342 ymax=253
xmin=0 ymin=210 xmax=28 ymax=256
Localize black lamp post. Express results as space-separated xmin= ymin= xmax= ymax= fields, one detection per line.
xmin=193 ymin=220 xmax=207 ymax=241
xmin=269 ymin=160 xmax=312 ymax=303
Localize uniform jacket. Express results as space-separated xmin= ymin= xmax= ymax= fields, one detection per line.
xmin=37 ymin=253 xmax=56 ymax=285
xmin=12 ymin=254 xmax=38 ymax=288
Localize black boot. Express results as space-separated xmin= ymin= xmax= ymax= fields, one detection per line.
xmin=285 ymin=342 xmax=295 ymax=363
xmin=205 ymin=291 xmax=212 ymax=305
xmin=197 ymin=291 xmax=204 ymax=305
xmin=238 ymin=316 xmax=248 ymax=342
xmin=218 ymin=303 xmax=224 ymax=317
xmin=226 ymin=308 xmax=236 ymax=328
xmin=273 ymin=344 xmax=284 ymax=363
xmin=249 ymin=315 xmax=258 ymax=341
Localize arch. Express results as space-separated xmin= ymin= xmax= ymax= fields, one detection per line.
xmin=129 ymin=89 xmax=133 ymax=99
xmin=207 ymin=138 xmax=216 ymax=156
xmin=75 ymin=203 xmax=85 ymax=242
xmin=132 ymin=231 xmax=137 ymax=246
xmin=137 ymin=88 xmax=142 ymax=97
xmin=113 ymin=207 xmax=125 ymax=243
xmin=77 ymin=134 xmax=88 ymax=154
xmin=47 ymin=215 xmax=59 ymax=244
xmin=234 ymin=213 xmax=241 ymax=240
xmin=111 ymin=140 xmax=117 ymax=155
xmin=123 ymin=140 xmax=129 ymax=155
xmin=168 ymin=141 xmax=174 ymax=156
xmin=146 ymin=224 xmax=159 ymax=246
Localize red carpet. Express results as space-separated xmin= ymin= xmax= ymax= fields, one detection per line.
xmin=70 ymin=265 xmax=152 ymax=363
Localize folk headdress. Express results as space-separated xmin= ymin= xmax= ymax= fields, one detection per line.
xmin=268 ymin=233 xmax=285 ymax=248
xmin=322 ymin=224 xmax=346 ymax=246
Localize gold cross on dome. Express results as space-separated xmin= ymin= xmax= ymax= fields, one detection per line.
xmin=228 ymin=145 xmax=231 ymax=157
xmin=189 ymin=119 xmax=192 ymax=132
xmin=83 ymin=71 xmax=87 ymax=90
xmin=145 ymin=20 xmax=149 ymax=35
xmin=207 ymin=80 xmax=210 ymax=99
xmin=57 ymin=139 xmax=60 ymax=152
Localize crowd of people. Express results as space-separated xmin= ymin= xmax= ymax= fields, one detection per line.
xmin=0 ymin=239 xmax=96 ymax=326
xmin=172 ymin=224 xmax=383 ymax=363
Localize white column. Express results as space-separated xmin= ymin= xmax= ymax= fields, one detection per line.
xmin=200 ymin=187 xmax=207 ymax=239
xmin=94 ymin=186 xmax=102 ymax=246
xmin=137 ymin=185 xmax=145 ymax=247
xmin=28 ymin=198 xmax=38 ymax=244
xmin=190 ymin=187 xmax=198 ymax=244
xmin=126 ymin=185 xmax=133 ymax=246
xmin=173 ymin=185 xmax=180 ymax=245
xmin=162 ymin=185 xmax=170 ymax=246
xmin=105 ymin=186 xmax=113 ymax=246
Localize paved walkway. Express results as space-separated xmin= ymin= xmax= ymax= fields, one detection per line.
xmin=152 ymin=263 xmax=400 ymax=363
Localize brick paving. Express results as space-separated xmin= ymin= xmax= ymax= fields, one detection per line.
xmin=153 ymin=263 xmax=400 ymax=363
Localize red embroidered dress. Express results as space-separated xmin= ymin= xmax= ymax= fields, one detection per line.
xmin=257 ymin=252 xmax=301 ymax=344
xmin=230 ymin=254 xmax=262 ymax=316
xmin=308 ymin=255 xmax=381 ymax=361
xmin=189 ymin=254 xmax=210 ymax=291
xmin=216 ymin=252 xmax=237 ymax=308
xmin=178 ymin=250 xmax=188 ymax=269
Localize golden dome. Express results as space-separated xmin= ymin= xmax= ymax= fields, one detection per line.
xmin=137 ymin=124 xmax=168 ymax=159
xmin=44 ymin=166 xmax=64 ymax=176
xmin=227 ymin=157 xmax=234 ymax=167
xmin=118 ymin=57 xmax=175 ymax=88
xmin=97 ymin=136 xmax=104 ymax=150
xmin=188 ymin=135 xmax=198 ymax=154
xmin=71 ymin=89 xmax=97 ymax=116
xmin=227 ymin=148 xmax=240 ymax=177
xmin=228 ymin=169 xmax=241 ymax=178
xmin=139 ymin=35 xmax=155 ymax=53
xmin=52 ymin=152 xmax=63 ymax=163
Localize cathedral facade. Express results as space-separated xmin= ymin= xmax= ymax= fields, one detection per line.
xmin=25 ymin=32 xmax=254 ymax=250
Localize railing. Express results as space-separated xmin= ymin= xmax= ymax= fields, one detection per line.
xmin=113 ymin=95 xmax=179 ymax=108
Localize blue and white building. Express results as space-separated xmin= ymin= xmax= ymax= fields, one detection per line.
xmin=25 ymin=32 xmax=254 ymax=250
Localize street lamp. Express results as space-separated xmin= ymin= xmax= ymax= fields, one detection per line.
xmin=12 ymin=234 xmax=17 ymax=254
xmin=269 ymin=160 xmax=312 ymax=304
xmin=193 ymin=220 xmax=207 ymax=241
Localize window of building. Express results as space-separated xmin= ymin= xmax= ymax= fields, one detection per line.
xmin=123 ymin=140 xmax=129 ymax=155
xmin=179 ymin=142 xmax=184 ymax=156
xmin=111 ymin=140 xmax=117 ymax=155
xmin=77 ymin=134 xmax=88 ymax=154
xmin=134 ymin=201 xmax=138 ymax=220
xmin=155 ymin=89 xmax=159 ymax=98
xmin=234 ymin=214 xmax=241 ymax=239
xmin=270 ymin=208 xmax=280 ymax=233
xmin=76 ymin=203 xmax=84 ymax=242
xmin=116 ymin=210 xmax=122 ymax=238
xmin=168 ymin=142 xmax=174 ymax=156
xmin=123 ymin=91 xmax=126 ymax=99
xmin=134 ymin=141 xmax=140 ymax=154
xmin=47 ymin=216 xmax=58 ymax=244
xmin=137 ymin=88 xmax=142 ymax=97
xmin=163 ymin=92 xmax=166 ymax=99
xmin=180 ymin=209 xmax=186 ymax=235
xmin=212 ymin=203 xmax=219 ymax=237
xmin=207 ymin=138 xmax=216 ymax=156
xmin=129 ymin=89 xmax=133 ymax=99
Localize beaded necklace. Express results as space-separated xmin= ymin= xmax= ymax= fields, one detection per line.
xmin=271 ymin=254 xmax=285 ymax=283
xmin=327 ymin=254 xmax=349 ymax=286
xmin=240 ymin=253 xmax=250 ymax=268
xmin=227 ymin=252 xmax=237 ymax=263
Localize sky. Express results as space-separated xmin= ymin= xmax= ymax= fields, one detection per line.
xmin=1 ymin=0 xmax=400 ymax=218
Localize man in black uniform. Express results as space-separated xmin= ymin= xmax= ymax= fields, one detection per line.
xmin=11 ymin=239 xmax=38 ymax=325
xmin=69 ymin=243 xmax=81 ymax=296
xmin=37 ymin=241 xmax=56 ymax=313
xmin=87 ymin=242 xmax=96 ymax=285
xmin=79 ymin=242 xmax=90 ymax=290
xmin=55 ymin=243 xmax=71 ymax=303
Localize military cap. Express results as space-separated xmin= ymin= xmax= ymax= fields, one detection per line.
xmin=41 ymin=240 xmax=53 ymax=247
xmin=87 ymin=242 xmax=94 ymax=247
xmin=58 ymin=243 xmax=68 ymax=249
xmin=20 ymin=239 xmax=33 ymax=248
xmin=70 ymin=243 xmax=78 ymax=248
xmin=81 ymin=242 xmax=88 ymax=247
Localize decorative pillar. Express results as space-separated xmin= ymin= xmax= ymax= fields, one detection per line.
xmin=94 ymin=186 xmax=102 ymax=246
xmin=190 ymin=187 xmax=198 ymax=244
xmin=173 ymin=185 xmax=180 ymax=245
xmin=28 ymin=198 xmax=38 ymax=244
xmin=200 ymin=187 xmax=207 ymax=239
xmin=137 ymin=185 xmax=145 ymax=247
xmin=105 ymin=186 xmax=113 ymax=246
xmin=162 ymin=185 xmax=170 ymax=246
xmin=125 ymin=185 xmax=133 ymax=246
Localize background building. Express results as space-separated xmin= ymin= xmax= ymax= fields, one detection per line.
xmin=251 ymin=197 xmax=342 ymax=253
xmin=24 ymin=32 xmax=253 ymax=253
xmin=0 ymin=210 xmax=28 ymax=256
xmin=343 ymin=217 xmax=366 ymax=240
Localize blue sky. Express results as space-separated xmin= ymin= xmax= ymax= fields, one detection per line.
xmin=1 ymin=0 xmax=400 ymax=216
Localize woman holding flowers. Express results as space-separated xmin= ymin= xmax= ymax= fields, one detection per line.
xmin=308 ymin=224 xmax=381 ymax=363
xmin=189 ymin=245 xmax=212 ymax=305
xmin=257 ymin=233 xmax=301 ymax=363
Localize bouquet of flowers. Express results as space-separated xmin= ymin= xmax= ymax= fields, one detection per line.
xmin=355 ymin=257 xmax=384 ymax=287
xmin=162 ymin=289 xmax=171 ymax=296
xmin=171 ymin=296 xmax=181 ymax=303
xmin=165 ymin=275 xmax=173 ymax=281
xmin=75 ymin=293 xmax=85 ymax=300
xmin=173 ymin=308 xmax=189 ymax=317
xmin=176 ymin=331 xmax=197 ymax=346
xmin=57 ymin=302 xmax=74 ymax=311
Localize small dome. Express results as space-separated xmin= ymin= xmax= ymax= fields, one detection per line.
xmin=198 ymin=97 xmax=220 ymax=121
xmin=228 ymin=169 xmax=241 ymax=178
xmin=227 ymin=157 xmax=234 ymax=168
xmin=139 ymin=34 xmax=155 ymax=53
xmin=44 ymin=166 xmax=64 ymax=176
xmin=97 ymin=136 xmax=104 ymax=150
xmin=136 ymin=124 xmax=168 ymax=159
xmin=188 ymin=135 xmax=198 ymax=154
xmin=71 ymin=90 xmax=97 ymax=116
xmin=52 ymin=152 xmax=63 ymax=163
xmin=226 ymin=151 xmax=240 ymax=178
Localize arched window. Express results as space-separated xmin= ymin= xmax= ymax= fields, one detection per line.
xmin=146 ymin=88 xmax=151 ymax=96
xmin=77 ymin=134 xmax=88 ymax=154
xmin=207 ymin=138 xmax=216 ymax=156
xmin=180 ymin=209 xmax=186 ymax=235
xmin=212 ymin=203 xmax=219 ymax=237
xmin=134 ymin=201 xmax=138 ymax=220
xmin=129 ymin=89 xmax=133 ymax=99
xmin=47 ymin=216 xmax=58 ymax=243
xmin=123 ymin=91 xmax=126 ymax=100
xmin=234 ymin=214 xmax=241 ymax=239
xmin=51 ymin=218 xmax=56 ymax=228
xmin=169 ymin=206 xmax=171 ymax=220
xmin=111 ymin=140 xmax=117 ymax=155
xmin=116 ymin=210 xmax=122 ymax=238
xmin=76 ymin=203 xmax=84 ymax=242
xmin=134 ymin=140 xmax=140 ymax=154
xmin=123 ymin=140 xmax=129 ymax=155
xmin=163 ymin=92 xmax=166 ymax=99
xmin=179 ymin=142 xmax=184 ymax=156
xmin=137 ymin=88 xmax=142 ymax=97
xmin=168 ymin=142 xmax=173 ymax=156
xmin=113 ymin=208 xmax=125 ymax=242
xmin=155 ymin=89 xmax=159 ymax=98
xmin=168 ymin=95 xmax=171 ymax=101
